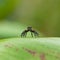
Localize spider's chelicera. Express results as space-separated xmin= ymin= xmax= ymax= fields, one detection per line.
xmin=21 ymin=27 xmax=39 ymax=37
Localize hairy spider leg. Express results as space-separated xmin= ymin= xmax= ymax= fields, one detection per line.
xmin=21 ymin=32 xmax=25 ymax=37
xmin=31 ymin=30 xmax=39 ymax=37
xmin=34 ymin=31 xmax=39 ymax=37
xmin=21 ymin=30 xmax=28 ymax=37
xmin=29 ymin=30 xmax=34 ymax=37
xmin=21 ymin=31 xmax=27 ymax=37
xmin=21 ymin=31 xmax=26 ymax=37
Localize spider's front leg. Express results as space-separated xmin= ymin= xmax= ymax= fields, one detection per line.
xmin=21 ymin=30 xmax=27 ymax=37
xmin=21 ymin=33 xmax=26 ymax=37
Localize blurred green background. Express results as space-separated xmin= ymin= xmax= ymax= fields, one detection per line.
xmin=0 ymin=0 xmax=60 ymax=38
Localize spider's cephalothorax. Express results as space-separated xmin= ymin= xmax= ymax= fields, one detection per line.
xmin=21 ymin=27 xmax=39 ymax=37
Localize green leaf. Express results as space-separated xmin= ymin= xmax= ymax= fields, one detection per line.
xmin=0 ymin=38 xmax=60 ymax=60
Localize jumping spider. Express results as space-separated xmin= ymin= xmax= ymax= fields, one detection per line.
xmin=21 ymin=27 xmax=39 ymax=37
